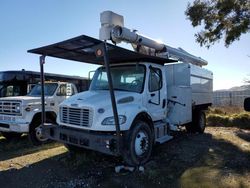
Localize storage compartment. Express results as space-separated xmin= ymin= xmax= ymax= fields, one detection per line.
xmin=167 ymin=86 xmax=192 ymax=125
xmin=165 ymin=62 xmax=213 ymax=125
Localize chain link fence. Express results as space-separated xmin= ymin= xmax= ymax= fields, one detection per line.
xmin=213 ymin=90 xmax=250 ymax=107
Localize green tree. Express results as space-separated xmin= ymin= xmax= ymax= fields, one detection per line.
xmin=185 ymin=0 xmax=250 ymax=48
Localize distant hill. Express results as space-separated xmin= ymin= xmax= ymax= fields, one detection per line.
xmin=215 ymin=84 xmax=250 ymax=92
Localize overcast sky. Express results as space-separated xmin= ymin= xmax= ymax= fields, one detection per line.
xmin=0 ymin=0 xmax=249 ymax=90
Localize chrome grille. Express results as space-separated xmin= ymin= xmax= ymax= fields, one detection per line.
xmin=60 ymin=106 xmax=92 ymax=127
xmin=0 ymin=101 xmax=22 ymax=116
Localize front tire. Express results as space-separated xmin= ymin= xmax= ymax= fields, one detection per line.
xmin=123 ymin=120 xmax=153 ymax=166
xmin=29 ymin=118 xmax=53 ymax=146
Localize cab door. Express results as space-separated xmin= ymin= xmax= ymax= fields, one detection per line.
xmin=146 ymin=65 xmax=167 ymax=121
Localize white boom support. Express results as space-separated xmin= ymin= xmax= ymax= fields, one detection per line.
xmin=99 ymin=11 xmax=208 ymax=66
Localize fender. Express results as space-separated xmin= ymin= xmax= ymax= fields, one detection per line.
xmin=114 ymin=103 xmax=153 ymax=131
xmin=30 ymin=111 xmax=57 ymax=129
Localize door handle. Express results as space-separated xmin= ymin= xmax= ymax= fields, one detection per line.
xmin=150 ymin=93 xmax=155 ymax=97
xmin=162 ymin=99 xmax=166 ymax=108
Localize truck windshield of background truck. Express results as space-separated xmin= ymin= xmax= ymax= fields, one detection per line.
xmin=28 ymin=83 xmax=58 ymax=96
xmin=90 ymin=64 xmax=145 ymax=93
xmin=0 ymin=84 xmax=3 ymax=97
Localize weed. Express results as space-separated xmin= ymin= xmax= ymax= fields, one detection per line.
xmin=207 ymin=109 xmax=250 ymax=129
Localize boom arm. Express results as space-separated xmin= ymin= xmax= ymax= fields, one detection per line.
xmin=99 ymin=11 xmax=208 ymax=66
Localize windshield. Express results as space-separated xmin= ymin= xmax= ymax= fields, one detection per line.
xmin=90 ymin=65 xmax=145 ymax=93
xmin=28 ymin=83 xmax=58 ymax=96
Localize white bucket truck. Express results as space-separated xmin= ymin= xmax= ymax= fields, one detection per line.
xmin=0 ymin=81 xmax=78 ymax=145
xmin=28 ymin=11 xmax=213 ymax=166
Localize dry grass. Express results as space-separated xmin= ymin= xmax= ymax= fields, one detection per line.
xmin=180 ymin=127 xmax=250 ymax=188
xmin=209 ymin=106 xmax=244 ymax=115
xmin=207 ymin=107 xmax=250 ymax=129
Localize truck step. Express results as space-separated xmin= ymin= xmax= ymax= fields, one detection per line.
xmin=155 ymin=135 xmax=173 ymax=144
xmin=168 ymin=124 xmax=179 ymax=131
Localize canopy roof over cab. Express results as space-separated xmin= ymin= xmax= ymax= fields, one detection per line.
xmin=28 ymin=35 xmax=175 ymax=65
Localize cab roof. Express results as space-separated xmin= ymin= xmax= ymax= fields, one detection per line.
xmin=28 ymin=35 xmax=175 ymax=65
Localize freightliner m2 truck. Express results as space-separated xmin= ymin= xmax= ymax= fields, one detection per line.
xmin=28 ymin=11 xmax=213 ymax=166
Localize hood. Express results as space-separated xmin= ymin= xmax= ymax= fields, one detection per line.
xmin=61 ymin=90 xmax=142 ymax=109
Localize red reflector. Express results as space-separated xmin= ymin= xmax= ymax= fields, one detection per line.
xmin=96 ymin=49 xmax=103 ymax=57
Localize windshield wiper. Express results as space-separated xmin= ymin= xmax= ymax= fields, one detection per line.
xmin=113 ymin=88 xmax=132 ymax=92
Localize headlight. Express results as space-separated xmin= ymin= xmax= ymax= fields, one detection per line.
xmin=102 ymin=115 xmax=126 ymax=125
xmin=16 ymin=104 xmax=21 ymax=113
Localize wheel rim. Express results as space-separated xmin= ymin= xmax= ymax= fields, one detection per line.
xmin=134 ymin=131 xmax=149 ymax=156
xmin=199 ymin=113 xmax=205 ymax=130
xmin=35 ymin=125 xmax=48 ymax=142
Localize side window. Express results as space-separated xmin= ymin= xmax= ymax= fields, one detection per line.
xmin=149 ymin=67 xmax=162 ymax=92
xmin=94 ymin=71 xmax=108 ymax=89
xmin=57 ymin=84 xmax=67 ymax=96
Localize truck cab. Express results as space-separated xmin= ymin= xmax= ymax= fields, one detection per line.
xmin=0 ymin=82 xmax=78 ymax=145
xmin=60 ymin=63 xmax=166 ymax=132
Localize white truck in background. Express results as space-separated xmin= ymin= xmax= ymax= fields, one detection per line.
xmin=28 ymin=11 xmax=213 ymax=166
xmin=0 ymin=82 xmax=78 ymax=145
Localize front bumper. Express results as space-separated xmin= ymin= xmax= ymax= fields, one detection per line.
xmin=0 ymin=121 xmax=29 ymax=133
xmin=42 ymin=125 xmax=123 ymax=156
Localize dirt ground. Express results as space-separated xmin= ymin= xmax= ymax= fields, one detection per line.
xmin=0 ymin=127 xmax=250 ymax=188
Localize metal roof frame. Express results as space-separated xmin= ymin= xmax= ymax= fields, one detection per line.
xmin=28 ymin=35 xmax=175 ymax=65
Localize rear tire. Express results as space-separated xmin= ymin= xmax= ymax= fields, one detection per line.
xmin=1 ymin=132 xmax=22 ymax=140
xmin=123 ymin=120 xmax=153 ymax=166
xmin=194 ymin=111 xmax=206 ymax=133
xmin=185 ymin=110 xmax=206 ymax=133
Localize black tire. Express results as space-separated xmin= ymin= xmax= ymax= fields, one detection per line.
xmin=1 ymin=132 xmax=22 ymax=140
xmin=29 ymin=118 xmax=53 ymax=146
xmin=123 ymin=120 xmax=153 ymax=166
xmin=194 ymin=111 xmax=206 ymax=133
xmin=185 ymin=110 xmax=206 ymax=133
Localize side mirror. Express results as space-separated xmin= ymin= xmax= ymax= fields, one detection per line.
xmin=88 ymin=70 xmax=95 ymax=87
xmin=244 ymin=97 xmax=250 ymax=111
xmin=66 ymin=83 xmax=73 ymax=96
